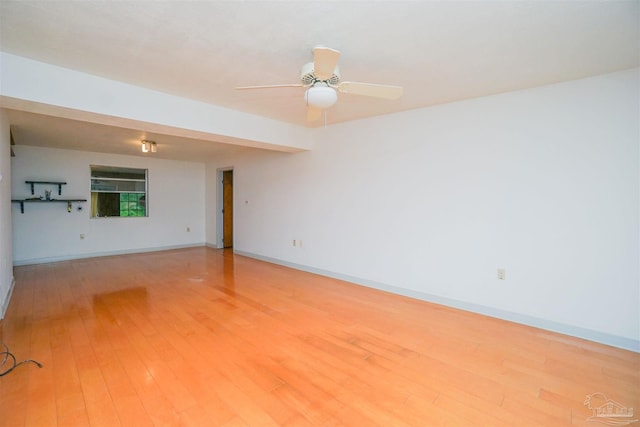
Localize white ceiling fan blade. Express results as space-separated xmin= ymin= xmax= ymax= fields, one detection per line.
xmin=236 ymin=84 xmax=304 ymax=90
xmin=337 ymin=82 xmax=403 ymax=100
xmin=306 ymin=106 xmax=323 ymax=122
xmin=313 ymin=47 xmax=340 ymax=80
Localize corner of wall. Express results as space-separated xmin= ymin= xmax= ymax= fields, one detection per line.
xmin=0 ymin=277 xmax=15 ymax=319
xmin=0 ymin=108 xmax=14 ymax=319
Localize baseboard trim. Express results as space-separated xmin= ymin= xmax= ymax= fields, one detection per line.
xmin=235 ymin=250 xmax=639 ymax=353
xmin=1 ymin=277 xmax=15 ymax=320
xmin=13 ymin=243 xmax=206 ymax=266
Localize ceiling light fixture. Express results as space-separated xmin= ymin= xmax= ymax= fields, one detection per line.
xmin=305 ymin=85 xmax=337 ymax=109
xmin=141 ymin=140 xmax=157 ymax=153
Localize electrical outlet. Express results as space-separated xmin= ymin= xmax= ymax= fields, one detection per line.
xmin=497 ymin=268 xmax=506 ymax=280
xmin=293 ymin=239 xmax=296 ymax=247
xmin=186 ymin=227 xmax=190 ymax=232
xmin=80 ymin=233 xmax=85 ymax=240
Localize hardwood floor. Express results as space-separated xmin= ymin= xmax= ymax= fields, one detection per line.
xmin=1 ymin=248 xmax=638 ymax=426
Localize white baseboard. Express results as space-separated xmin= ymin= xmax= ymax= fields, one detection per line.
xmin=235 ymin=250 xmax=639 ymax=353
xmin=1 ymin=277 xmax=15 ymax=320
xmin=12 ymin=243 xmax=206 ymax=266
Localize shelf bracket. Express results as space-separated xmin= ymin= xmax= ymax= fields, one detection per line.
xmin=57 ymin=184 xmax=63 ymax=196
xmin=18 ymin=201 xmax=24 ymax=214
xmin=29 ymin=182 xmax=35 ymax=195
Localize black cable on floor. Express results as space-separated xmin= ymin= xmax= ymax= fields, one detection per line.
xmin=0 ymin=342 xmax=42 ymax=376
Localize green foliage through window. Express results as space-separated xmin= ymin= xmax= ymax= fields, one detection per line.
xmin=120 ymin=193 xmax=146 ymax=217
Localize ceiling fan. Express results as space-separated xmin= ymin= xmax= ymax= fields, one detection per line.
xmin=236 ymin=47 xmax=403 ymax=122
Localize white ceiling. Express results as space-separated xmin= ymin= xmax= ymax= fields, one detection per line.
xmin=1 ymin=0 xmax=638 ymax=161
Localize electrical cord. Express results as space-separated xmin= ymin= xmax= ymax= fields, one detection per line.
xmin=0 ymin=342 xmax=42 ymax=376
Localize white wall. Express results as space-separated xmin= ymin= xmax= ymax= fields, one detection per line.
xmin=0 ymin=110 xmax=14 ymax=318
xmin=218 ymin=69 xmax=639 ymax=350
xmin=11 ymin=146 xmax=205 ymax=264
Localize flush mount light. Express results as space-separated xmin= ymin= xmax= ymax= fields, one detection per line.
xmin=141 ymin=140 xmax=157 ymax=153
xmin=305 ymin=85 xmax=337 ymax=109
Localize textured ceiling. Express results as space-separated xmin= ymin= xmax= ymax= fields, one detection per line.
xmin=1 ymin=0 xmax=638 ymax=160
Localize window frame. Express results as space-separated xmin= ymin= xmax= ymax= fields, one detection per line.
xmin=90 ymin=165 xmax=148 ymax=218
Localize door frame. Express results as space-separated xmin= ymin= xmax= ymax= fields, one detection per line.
xmin=216 ymin=167 xmax=234 ymax=249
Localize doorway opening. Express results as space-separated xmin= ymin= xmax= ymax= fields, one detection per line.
xmin=217 ymin=168 xmax=233 ymax=248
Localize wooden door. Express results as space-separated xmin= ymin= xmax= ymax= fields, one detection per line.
xmin=222 ymin=170 xmax=233 ymax=248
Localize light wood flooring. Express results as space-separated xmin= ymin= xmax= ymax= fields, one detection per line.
xmin=1 ymin=248 xmax=638 ymax=426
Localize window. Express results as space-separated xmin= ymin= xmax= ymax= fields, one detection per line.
xmin=90 ymin=165 xmax=147 ymax=218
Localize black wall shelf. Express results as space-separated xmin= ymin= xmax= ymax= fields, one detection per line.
xmin=25 ymin=180 xmax=67 ymax=196
xmin=12 ymin=180 xmax=85 ymax=213
xmin=11 ymin=199 xmax=87 ymax=214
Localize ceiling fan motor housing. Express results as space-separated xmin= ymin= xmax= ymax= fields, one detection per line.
xmin=300 ymin=62 xmax=340 ymax=86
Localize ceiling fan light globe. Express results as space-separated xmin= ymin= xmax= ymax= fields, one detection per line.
xmin=305 ymin=86 xmax=337 ymax=109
